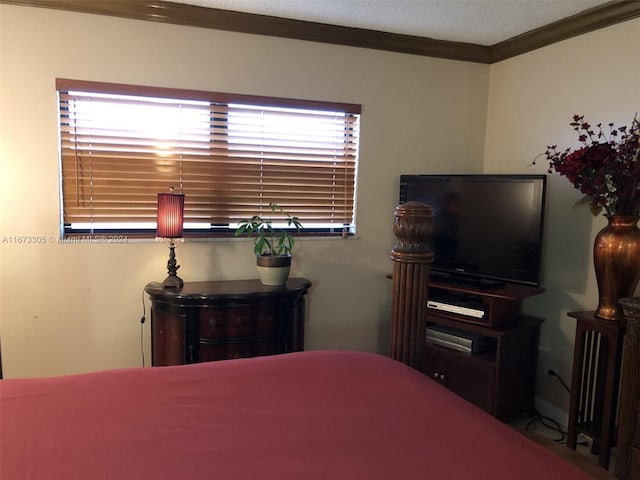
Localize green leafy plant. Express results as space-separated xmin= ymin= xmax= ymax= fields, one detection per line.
xmin=235 ymin=202 xmax=303 ymax=256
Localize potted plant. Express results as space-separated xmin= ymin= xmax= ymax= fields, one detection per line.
xmin=235 ymin=202 xmax=303 ymax=286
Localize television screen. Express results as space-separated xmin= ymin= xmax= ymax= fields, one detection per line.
xmin=399 ymin=174 xmax=547 ymax=286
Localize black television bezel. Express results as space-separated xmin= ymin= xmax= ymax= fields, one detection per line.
xmin=399 ymin=173 xmax=547 ymax=287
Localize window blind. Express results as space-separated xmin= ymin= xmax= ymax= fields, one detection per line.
xmin=57 ymin=79 xmax=361 ymax=237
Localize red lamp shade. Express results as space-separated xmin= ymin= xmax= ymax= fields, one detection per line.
xmin=156 ymin=192 xmax=185 ymax=239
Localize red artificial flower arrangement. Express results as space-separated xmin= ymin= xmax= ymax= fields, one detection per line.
xmin=539 ymin=114 xmax=640 ymax=217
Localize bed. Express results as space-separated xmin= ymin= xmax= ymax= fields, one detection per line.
xmin=1 ymin=350 xmax=596 ymax=479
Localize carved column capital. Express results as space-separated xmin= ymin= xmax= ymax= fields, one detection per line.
xmin=391 ymin=201 xmax=434 ymax=263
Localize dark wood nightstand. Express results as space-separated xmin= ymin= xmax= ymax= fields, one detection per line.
xmin=145 ymin=278 xmax=311 ymax=366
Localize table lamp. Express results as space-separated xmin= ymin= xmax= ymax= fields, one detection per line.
xmin=157 ymin=189 xmax=185 ymax=288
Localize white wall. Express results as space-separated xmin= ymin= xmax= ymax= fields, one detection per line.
xmin=0 ymin=5 xmax=488 ymax=378
xmin=484 ymin=18 xmax=640 ymax=416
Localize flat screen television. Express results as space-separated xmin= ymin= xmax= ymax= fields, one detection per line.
xmin=399 ymin=174 xmax=547 ymax=287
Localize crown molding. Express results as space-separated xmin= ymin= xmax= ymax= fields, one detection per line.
xmin=489 ymin=1 xmax=640 ymax=62
xmin=1 ymin=0 xmax=638 ymax=64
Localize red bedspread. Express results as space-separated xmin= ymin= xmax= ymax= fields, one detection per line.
xmin=1 ymin=350 xmax=592 ymax=479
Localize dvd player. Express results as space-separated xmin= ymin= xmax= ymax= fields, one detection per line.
xmin=427 ymin=300 xmax=485 ymax=318
xmin=426 ymin=324 xmax=486 ymax=354
xmin=427 ymin=291 xmax=487 ymax=319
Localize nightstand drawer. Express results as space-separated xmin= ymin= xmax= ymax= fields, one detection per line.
xmin=199 ymin=336 xmax=277 ymax=362
xmin=199 ymin=307 xmax=228 ymax=339
xmin=200 ymin=306 xmax=269 ymax=340
xmin=255 ymin=304 xmax=277 ymax=335
xmin=226 ymin=306 xmax=257 ymax=338
xmin=200 ymin=341 xmax=256 ymax=362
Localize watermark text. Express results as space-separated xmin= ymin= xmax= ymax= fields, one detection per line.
xmin=1 ymin=235 xmax=129 ymax=245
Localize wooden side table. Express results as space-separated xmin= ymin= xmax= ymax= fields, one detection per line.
xmin=145 ymin=278 xmax=311 ymax=366
xmin=567 ymin=310 xmax=625 ymax=469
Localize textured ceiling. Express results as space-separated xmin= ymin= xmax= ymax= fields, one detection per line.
xmin=168 ymin=0 xmax=613 ymax=46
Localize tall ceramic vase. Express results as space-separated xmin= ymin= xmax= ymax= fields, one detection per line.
xmin=593 ymin=216 xmax=640 ymax=320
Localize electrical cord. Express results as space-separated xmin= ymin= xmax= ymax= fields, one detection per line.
xmin=548 ymin=368 xmax=571 ymax=394
xmin=524 ymin=369 xmax=590 ymax=447
xmin=140 ymin=288 xmax=146 ymax=368
xmin=526 ymin=411 xmax=567 ymax=443
xmin=524 ymin=411 xmax=591 ymax=447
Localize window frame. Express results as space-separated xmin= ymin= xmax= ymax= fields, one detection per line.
xmin=56 ymin=79 xmax=361 ymax=239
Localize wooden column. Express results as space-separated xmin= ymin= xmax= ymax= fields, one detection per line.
xmin=615 ymin=297 xmax=640 ymax=480
xmin=389 ymin=201 xmax=434 ymax=369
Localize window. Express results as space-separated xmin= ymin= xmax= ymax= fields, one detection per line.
xmin=57 ymin=79 xmax=361 ymax=238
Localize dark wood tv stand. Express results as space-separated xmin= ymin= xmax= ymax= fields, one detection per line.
xmin=388 ymin=202 xmax=544 ymax=420
xmin=424 ymin=280 xmax=544 ymax=420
